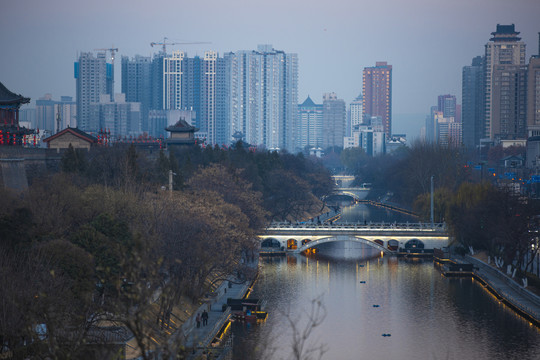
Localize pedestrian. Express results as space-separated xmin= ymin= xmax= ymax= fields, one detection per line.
xmin=202 ymin=309 xmax=209 ymax=326
xmin=196 ymin=313 xmax=201 ymax=328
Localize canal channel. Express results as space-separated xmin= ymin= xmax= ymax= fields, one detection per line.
xmin=230 ymin=200 xmax=540 ymax=360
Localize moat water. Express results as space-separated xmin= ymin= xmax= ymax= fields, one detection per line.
xmin=231 ymin=201 xmax=540 ymax=360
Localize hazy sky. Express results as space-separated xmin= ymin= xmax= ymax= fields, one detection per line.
xmin=2 ymin=0 xmax=539 ymax=139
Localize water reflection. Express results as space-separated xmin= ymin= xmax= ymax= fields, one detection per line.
xmin=232 ymin=203 xmax=540 ymax=359
xmin=232 ymin=255 xmax=540 ymax=360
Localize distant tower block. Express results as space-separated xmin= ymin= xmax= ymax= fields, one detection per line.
xmin=362 ymin=62 xmax=392 ymax=137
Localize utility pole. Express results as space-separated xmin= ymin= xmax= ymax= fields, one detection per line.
xmin=430 ymin=175 xmax=434 ymax=226
xmin=169 ymin=170 xmax=174 ymax=195
xmin=55 ymin=105 xmax=61 ymax=134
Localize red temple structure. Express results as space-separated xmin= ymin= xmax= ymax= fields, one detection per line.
xmin=0 ymin=81 xmax=32 ymax=146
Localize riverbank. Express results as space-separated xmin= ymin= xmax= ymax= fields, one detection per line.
xmin=449 ymin=254 xmax=540 ymax=327
xmin=183 ymin=258 xmax=259 ymax=359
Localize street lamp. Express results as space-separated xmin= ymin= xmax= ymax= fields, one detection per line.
xmin=430 ymin=175 xmax=434 ymax=226
xmin=169 ymin=170 xmax=177 ymax=194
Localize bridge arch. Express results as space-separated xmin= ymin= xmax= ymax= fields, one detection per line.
xmin=296 ymin=235 xmax=391 ymax=254
xmin=387 ymin=239 xmax=399 ymax=251
xmin=404 ymin=239 xmax=424 ymax=250
xmin=287 ymin=238 xmax=298 ymax=250
xmin=331 ymin=190 xmax=363 ymax=201
xmin=261 ymin=238 xmax=281 ymax=248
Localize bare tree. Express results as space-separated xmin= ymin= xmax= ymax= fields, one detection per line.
xmin=256 ymin=297 xmax=328 ymax=360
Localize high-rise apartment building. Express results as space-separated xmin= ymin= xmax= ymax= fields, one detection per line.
xmin=425 ymin=106 xmax=438 ymax=143
xmin=18 ymin=108 xmax=36 ymax=129
xmin=121 ymin=45 xmax=297 ymax=148
xmin=163 ymin=51 xmax=184 ymax=111
xmin=322 ymin=92 xmax=346 ymax=149
xmin=121 ymin=55 xmax=152 ymax=132
xmin=363 ymin=62 xmax=392 ymax=137
xmin=151 ymin=52 xmax=165 ymax=111
xmin=75 ymin=52 xmax=113 ymax=133
xmin=35 ymin=94 xmax=56 ymax=133
xmin=484 ymin=24 xmax=527 ymax=140
xmin=349 ymin=94 xmax=363 ymax=135
xmin=492 ymin=64 xmax=527 ymax=140
xmin=462 ymin=56 xmax=485 ymax=149
xmin=226 ymin=45 xmax=298 ymax=151
xmin=36 ymin=94 xmax=77 ymax=134
xmin=161 ymin=51 xmax=227 ymax=145
xmin=297 ymin=96 xmax=323 ymax=150
xmin=436 ymin=115 xmax=462 ymax=147
xmin=437 ymin=94 xmax=456 ymax=118
xmin=527 ymin=50 xmax=540 ymax=138
xmin=345 ymin=116 xmax=385 ymax=156
xmin=89 ymin=94 xmax=141 ymax=137
xmin=200 ymin=51 xmax=218 ymax=145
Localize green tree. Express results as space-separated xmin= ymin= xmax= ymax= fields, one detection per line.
xmin=61 ymin=144 xmax=87 ymax=173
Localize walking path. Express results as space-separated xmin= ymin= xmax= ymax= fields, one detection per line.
xmin=181 ymin=260 xmax=258 ymax=359
xmin=456 ymin=255 xmax=540 ymax=325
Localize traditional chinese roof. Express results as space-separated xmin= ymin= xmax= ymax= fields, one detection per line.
xmin=501 ymin=154 xmax=524 ymax=161
xmin=490 ymin=24 xmax=521 ymax=42
xmin=0 ymin=81 xmax=30 ymax=106
xmin=42 ymin=127 xmax=98 ymax=144
xmin=165 ymin=118 xmax=199 ymax=133
xmin=300 ymin=96 xmax=317 ymax=107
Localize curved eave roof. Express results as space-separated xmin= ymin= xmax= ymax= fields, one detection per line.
xmin=43 ymin=127 xmax=97 ymax=143
xmin=165 ymin=139 xmax=197 ymax=145
xmin=0 ymin=82 xmax=30 ymax=106
xmin=165 ymin=125 xmax=199 ymax=132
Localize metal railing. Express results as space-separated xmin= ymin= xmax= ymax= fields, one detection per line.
xmin=465 ymin=255 xmax=540 ymax=321
xmin=266 ymin=221 xmax=448 ymax=233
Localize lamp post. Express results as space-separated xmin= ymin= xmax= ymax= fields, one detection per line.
xmin=169 ymin=170 xmax=176 ymax=195
xmin=430 ymin=175 xmax=434 ymax=226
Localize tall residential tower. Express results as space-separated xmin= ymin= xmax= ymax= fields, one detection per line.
xmin=75 ymin=52 xmax=113 ymax=133
xmin=484 ymin=24 xmax=527 ymax=140
xmin=462 ymin=56 xmax=485 ymax=149
xmin=363 ymin=62 xmax=392 ymax=137
xmin=322 ymin=92 xmax=346 ymax=149
xmin=226 ymin=45 xmax=298 ymax=151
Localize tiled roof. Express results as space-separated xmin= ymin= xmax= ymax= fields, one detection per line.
xmin=0 ymin=81 xmax=30 ymax=106
xmin=43 ymin=127 xmax=98 ymax=143
xmin=300 ymin=96 xmax=317 ymax=107
xmin=166 ymin=118 xmax=199 ymax=132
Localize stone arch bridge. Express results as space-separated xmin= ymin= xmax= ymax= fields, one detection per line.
xmin=259 ymin=222 xmax=450 ymax=254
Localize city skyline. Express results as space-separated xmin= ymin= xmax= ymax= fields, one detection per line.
xmin=2 ymin=0 xmax=539 ymax=141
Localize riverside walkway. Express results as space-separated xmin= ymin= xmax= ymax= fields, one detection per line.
xmin=182 ymin=259 xmax=258 ymax=359
xmin=456 ymin=255 xmax=540 ymax=326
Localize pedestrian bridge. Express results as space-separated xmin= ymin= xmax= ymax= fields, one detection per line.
xmin=259 ymin=222 xmax=450 ymax=254
xmin=331 ymin=187 xmax=370 ymax=201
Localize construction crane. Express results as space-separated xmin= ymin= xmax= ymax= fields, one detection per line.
xmin=94 ymin=47 xmax=119 ymax=64
xmin=150 ymin=37 xmax=210 ymax=54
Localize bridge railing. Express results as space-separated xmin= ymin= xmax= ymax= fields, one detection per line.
xmin=266 ymin=221 xmax=447 ymax=232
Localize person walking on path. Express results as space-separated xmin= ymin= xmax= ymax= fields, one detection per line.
xmin=196 ymin=313 xmax=201 ymax=328
xmin=202 ymin=310 xmax=209 ymax=326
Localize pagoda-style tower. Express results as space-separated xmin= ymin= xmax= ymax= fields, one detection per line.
xmin=0 ymin=81 xmax=32 ymax=146
xmin=165 ymin=118 xmax=199 ymax=150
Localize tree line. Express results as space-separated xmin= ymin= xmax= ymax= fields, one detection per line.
xmin=0 ymin=142 xmax=333 ymax=359
xmin=341 ymin=141 xmax=539 ymax=282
